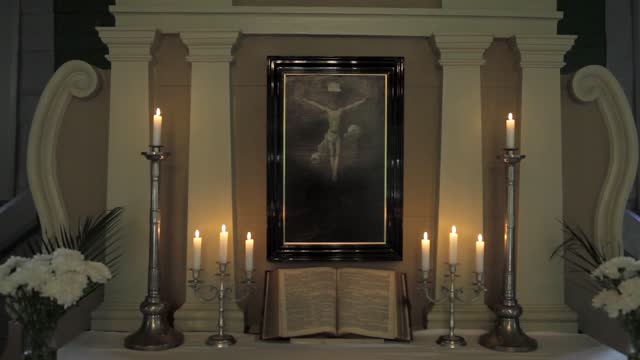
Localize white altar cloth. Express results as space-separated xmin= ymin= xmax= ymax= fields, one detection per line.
xmin=58 ymin=329 xmax=625 ymax=360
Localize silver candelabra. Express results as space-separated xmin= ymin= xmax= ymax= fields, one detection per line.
xmin=421 ymin=264 xmax=486 ymax=348
xmin=188 ymin=263 xmax=255 ymax=347
xmin=125 ymin=145 xmax=184 ymax=351
xmin=479 ymin=148 xmax=537 ymax=352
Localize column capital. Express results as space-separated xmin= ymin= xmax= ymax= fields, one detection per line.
xmin=432 ymin=34 xmax=493 ymax=67
xmin=514 ymin=35 xmax=576 ymax=69
xmin=179 ymin=30 xmax=240 ymax=63
xmin=97 ymin=27 xmax=158 ymax=62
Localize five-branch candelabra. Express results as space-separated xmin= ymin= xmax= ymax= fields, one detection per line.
xmin=188 ymin=263 xmax=255 ymax=347
xmin=420 ymin=264 xmax=487 ymax=348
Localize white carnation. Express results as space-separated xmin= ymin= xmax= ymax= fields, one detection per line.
xmin=593 ymin=289 xmax=625 ymax=318
xmin=592 ymin=257 xmax=638 ymax=281
xmin=51 ymin=248 xmax=85 ymax=274
xmin=41 ymin=271 xmax=88 ymax=308
xmin=85 ymin=261 xmax=111 ymax=284
xmin=11 ymin=255 xmax=54 ymax=292
xmin=0 ymin=256 xmax=27 ymax=276
xmin=0 ymin=274 xmax=18 ymax=296
xmin=618 ymin=278 xmax=640 ymax=314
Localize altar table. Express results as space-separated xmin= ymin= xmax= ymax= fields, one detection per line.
xmin=59 ymin=329 xmax=625 ymax=360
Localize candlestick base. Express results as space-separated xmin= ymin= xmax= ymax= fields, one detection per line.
xmin=124 ymin=298 xmax=184 ymax=351
xmin=436 ymin=334 xmax=466 ymax=348
xmin=206 ymin=333 xmax=237 ymax=348
xmin=479 ymin=305 xmax=537 ymax=352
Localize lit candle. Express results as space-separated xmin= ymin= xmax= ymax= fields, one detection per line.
xmin=219 ymin=224 xmax=228 ymax=263
xmin=193 ymin=230 xmax=202 ymax=270
xmin=245 ymin=232 xmax=254 ymax=273
xmin=421 ymin=232 xmax=430 ymax=271
xmin=476 ymin=234 xmax=485 ymax=273
xmin=152 ymin=108 xmax=163 ymax=146
xmin=506 ymin=112 xmax=515 ymax=148
xmin=449 ymin=226 xmax=458 ymax=264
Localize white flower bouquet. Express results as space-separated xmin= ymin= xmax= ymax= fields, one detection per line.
xmin=552 ymin=223 xmax=640 ymax=359
xmin=0 ymin=207 xmax=122 ymax=360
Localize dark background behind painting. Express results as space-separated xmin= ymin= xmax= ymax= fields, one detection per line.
xmin=284 ymin=75 xmax=386 ymax=243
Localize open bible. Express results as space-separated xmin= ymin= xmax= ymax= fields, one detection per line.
xmin=261 ymin=267 xmax=412 ymax=341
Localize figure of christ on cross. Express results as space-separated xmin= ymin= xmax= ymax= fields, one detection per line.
xmin=298 ymin=95 xmax=368 ymax=182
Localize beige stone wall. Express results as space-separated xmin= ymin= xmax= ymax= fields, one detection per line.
xmin=234 ymin=0 xmax=441 ymax=7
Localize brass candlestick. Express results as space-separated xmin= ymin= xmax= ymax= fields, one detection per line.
xmin=479 ymin=148 xmax=537 ymax=352
xmin=124 ymin=145 xmax=184 ymax=351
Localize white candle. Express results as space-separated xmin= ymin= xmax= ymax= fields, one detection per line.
xmin=152 ymin=108 xmax=163 ymax=146
xmin=245 ymin=232 xmax=254 ymax=273
xmin=421 ymin=232 xmax=430 ymax=272
xmin=449 ymin=225 xmax=458 ymax=264
xmin=219 ymin=224 xmax=228 ymax=263
xmin=193 ymin=229 xmax=202 ymax=270
xmin=506 ymin=112 xmax=515 ymax=148
xmin=476 ymin=233 xmax=485 ymax=273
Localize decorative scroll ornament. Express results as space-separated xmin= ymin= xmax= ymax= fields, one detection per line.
xmin=27 ymin=60 xmax=101 ymax=237
xmin=571 ymin=65 xmax=639 ymax=259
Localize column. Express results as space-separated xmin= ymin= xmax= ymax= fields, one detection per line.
xmin=514 ymin=35 xmax=577 ymax=331
xmin=91 ymin=28 xmax=158 ymax=331
xmin=429 ymin=34 xmax=492 ymax=328
xmin=175 ymin=30 xmax=243 ymax=332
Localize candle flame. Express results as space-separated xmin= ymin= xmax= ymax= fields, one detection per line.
xmin=156 ymin=108 xmax=161 ymax=116
xmin=451 ymin=225 xmax=456 ymax=233
xmin=508 ymin=112 xmax=513 ymax=120
xmin=221 ymin=224 xmax=226 ymax=232
xmin=247 ymin=232 xmax=252 ymax=240
xmin=478 ymin=234 xmax=483 ymax=242
xmin=195 ymin=229 xmax=200 ymax=238
xmin=423 ymin=232 xmax=428 ymax=240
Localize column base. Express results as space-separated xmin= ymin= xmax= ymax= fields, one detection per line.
xmin=91 ymin=303 xmax=143 ymax=332
xmin=174 ymin=302 xmax=244 ymax=333
xmin=426 ymin=304 xmax=577 ymax=332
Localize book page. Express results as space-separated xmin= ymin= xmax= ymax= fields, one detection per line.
xmin=279 ymin=267 xmax=337 ymax=337
xmin=336 ymin=268 xmax=397 ymax=339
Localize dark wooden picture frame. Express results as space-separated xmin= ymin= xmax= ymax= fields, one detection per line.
xmin=267 ymin=56 xmax=404 ymax=261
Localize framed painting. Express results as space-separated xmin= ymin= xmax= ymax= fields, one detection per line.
xmin=267 ymin=56 xmax=404 ymax=261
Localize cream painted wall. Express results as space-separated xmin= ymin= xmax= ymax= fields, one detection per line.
xmin=234 ymin=0 xmax=441 ymax=7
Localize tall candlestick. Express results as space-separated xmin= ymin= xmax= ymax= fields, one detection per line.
xmin=193 ymin=230 xmax=202 ymax=270
xmin=421 ymin=232 xmax=430 ymax=272
xmin=152 ymin=108 xmax=163 ymax=146
xmin=219 ymin=224 xmax=228 ymax=263
xmin=245 ymin=232 xmax=254 ymax=273
xmin=506 ymin=112 xmax=515 ymax=148
xmin=449 ymin=226 xmax=458 ymax=264
xmin=475 ymin=234 xmax=485 ymax=273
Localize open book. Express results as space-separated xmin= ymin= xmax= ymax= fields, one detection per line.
xmin=261 ymin=267 xmax=411 ymax=341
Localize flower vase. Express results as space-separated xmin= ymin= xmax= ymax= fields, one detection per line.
xmin=625 ymin=313 xmax=640 ymax=360
xmin=22 ymin=323 xmax=57 ymax=360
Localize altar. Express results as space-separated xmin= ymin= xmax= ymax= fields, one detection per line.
xmin=12 ymin=0 xmax=639 ymax=357
xmin=58 ymin=330 xmax=624 ymax=360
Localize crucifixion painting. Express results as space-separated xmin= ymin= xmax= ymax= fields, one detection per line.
xmin=282 ymin=74 xmax=387 ymax=244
